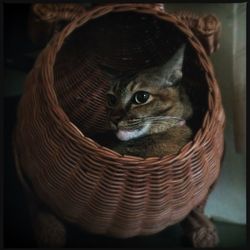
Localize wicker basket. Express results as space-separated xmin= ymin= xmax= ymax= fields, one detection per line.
xmin=14 ymin=4 xmax=225 ymax=240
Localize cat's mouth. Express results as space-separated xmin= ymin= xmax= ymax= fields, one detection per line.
xmin=116 ymin=123 xmax=151 ymax=141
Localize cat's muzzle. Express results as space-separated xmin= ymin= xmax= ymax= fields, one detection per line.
xmin=115 ymin=121 xmax=152 ymax=141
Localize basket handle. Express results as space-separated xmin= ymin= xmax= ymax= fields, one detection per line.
xmin=29 ymin=3 xmax=166 ymax=46
xmin=32 ymin=3 xmax=221 ymax=55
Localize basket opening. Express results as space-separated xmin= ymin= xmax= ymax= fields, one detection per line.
xmin=53 ymin=11 xmax=208 ymax=151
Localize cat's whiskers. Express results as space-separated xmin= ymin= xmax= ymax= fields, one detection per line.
xmin=127 ymin=116 xmax=183 ymax=122
xmin=144 ymin=116 xmax=183 ymax=121
xmin=122 ymin=116 xmax=185 ymax=130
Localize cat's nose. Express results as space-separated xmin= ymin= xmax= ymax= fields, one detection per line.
xmin=111 ymin=115 xmax=123 ymax=125
xmin=111 ymin=110 xmax=125 ymax=125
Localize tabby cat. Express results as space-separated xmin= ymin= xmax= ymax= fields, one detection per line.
xmin=105 ymin=44 xmax=193 ymax=157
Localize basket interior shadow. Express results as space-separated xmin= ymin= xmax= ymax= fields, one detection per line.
xmin=53 ymin=11 xmax=208 ymax=146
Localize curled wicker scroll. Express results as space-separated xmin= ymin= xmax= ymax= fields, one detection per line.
xmin=32 ymin=3 xmax=87 ymax=22
xmin=176 ymin=11 xmax=221 ymax=55
xmin=14 ymin=3 xmax=225 ymax=247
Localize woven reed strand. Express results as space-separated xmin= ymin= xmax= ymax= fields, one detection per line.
xmin=14 ymin=4 xmax=225 ymax=238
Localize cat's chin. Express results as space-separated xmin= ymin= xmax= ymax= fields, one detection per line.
xmin=116 ymin=123 xmax=151 ymax=141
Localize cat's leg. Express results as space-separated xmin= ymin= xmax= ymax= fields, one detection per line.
xmin=181 ymin=185 xmax=219 ymax=248
xmin=28 ymin=197 xmax=67 ymax=247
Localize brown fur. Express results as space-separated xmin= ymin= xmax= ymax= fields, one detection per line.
xmin=114 ymin=125 xmax=192 ymax=157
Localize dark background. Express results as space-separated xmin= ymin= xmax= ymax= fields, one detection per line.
xmin=3 ymin=3 xmax=246 ymax=248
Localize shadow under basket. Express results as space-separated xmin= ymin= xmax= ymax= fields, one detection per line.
xmin=14 ymin=4 xmax=225 ymax=238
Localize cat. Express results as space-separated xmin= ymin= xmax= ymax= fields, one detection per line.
xmin=105 ymin=44 xmax=193 ymax=157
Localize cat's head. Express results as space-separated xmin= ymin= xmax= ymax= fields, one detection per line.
xmin=104 ymin=44 xmax=192 ymax=141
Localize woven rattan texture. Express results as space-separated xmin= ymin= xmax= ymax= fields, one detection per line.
xmin=14 ymin=4 xmax=225 ymax=238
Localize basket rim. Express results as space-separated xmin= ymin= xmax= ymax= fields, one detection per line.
xmin=33 ymin=3 xmax=225 ymax=164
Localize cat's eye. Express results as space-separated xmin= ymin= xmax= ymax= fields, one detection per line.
xmin=107 ymin=94 xmax=117 ymax=107
xmin=132 ymin=91 xmax=150 ymax=105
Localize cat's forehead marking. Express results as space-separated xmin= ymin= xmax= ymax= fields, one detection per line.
xmin=128 ymin=79 xmax=138 ymax=92
xmin=109 ymin=80 xmax=135 ymax=107
xmin=111 ymin=76 xmax=134 ymax=93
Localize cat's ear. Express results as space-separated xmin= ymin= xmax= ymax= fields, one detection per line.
xmin=162 ymin=44 xmax=186 ymax=86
